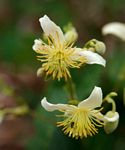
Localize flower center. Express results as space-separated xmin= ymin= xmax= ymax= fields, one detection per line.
xmin=37 ymin=43 xmax=86 ymax=80
xmin=57 ymin=108 xmax=104 ymax=139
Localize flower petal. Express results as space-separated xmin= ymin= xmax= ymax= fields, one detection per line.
xmin=78 ymin=50 xmax=106 ymax=67
xmin=102 ymin=22 xmax=125 ymax=41
xmin=39 ymin=15 xmax=65 ymax=44
xmin=41 ymin=97 xmax=74 ymax=112
xmin=78 ymin=86 xmax=103 ymax=109
xmin=104 ymin=111 xmax=119 ymax=122
xmin=32 ymin=39 xmax=43 ymax=51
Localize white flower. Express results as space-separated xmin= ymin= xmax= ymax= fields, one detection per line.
xmin=41 ymin=86 xmax=104 ymax=139
xmin=33 ymin=15 xmax=106 ymax=80
xmin=102 ymin=22 xmax=125 ymax=41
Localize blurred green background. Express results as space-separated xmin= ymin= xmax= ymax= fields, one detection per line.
xmin=0 ymin=0 xmax=125 ymax=150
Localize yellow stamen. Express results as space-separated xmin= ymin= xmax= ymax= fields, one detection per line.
xmin=35 ymin=38 xmax=86 ymax=80
xmin=57 ymin=108 xmax=104 ymax=139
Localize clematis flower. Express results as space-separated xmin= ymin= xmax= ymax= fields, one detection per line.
xmin=41 ymin=86 xmax=105 ymax=139
xmin=102 ymin=22 xmax=125 ymax=41
xmin=33 ymin=15 xmax=106 ymax=81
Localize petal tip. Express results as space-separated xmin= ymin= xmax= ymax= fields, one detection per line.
xmin=94 ymin=86 xmax=101 ymax=90
xmin=79 ymin=50 xmax=106 ymax=67
xmin=102 ymin=59 xmax=106 ymax=67
xmin=32 ymin=39 xmax=42 ymax=51
xmin=39 ymin=15 xmax=48 ymax=22
xmin=41 ymin=97 xmax=47 ymax=107
xmin=78 ymin=86 xmax=103 ymax=109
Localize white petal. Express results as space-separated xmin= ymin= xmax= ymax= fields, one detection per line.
xmin=32 ymin=39 xmax=43 ymax=51
xmin=39 ymin=15 xmax=65 ymax=44
xmin=102 ymin=22 xmax=125 ymax=41
xmin=41 ymin=97 xmax=74 ymax=112
xmin=78 ymin=50 xmax=106 ymax=67
xmin=104 ymin=111 xmax=119 ymax=122
xmin=78 ymin=86 xmax=103 ymax=109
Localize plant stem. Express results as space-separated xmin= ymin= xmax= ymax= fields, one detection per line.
xmin=66 ymin=78 xmax=78 ymax=102
xmin=103 ymin=92 xmax=117 ymax=112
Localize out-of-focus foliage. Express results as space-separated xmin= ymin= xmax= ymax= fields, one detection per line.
xmin=0 ymin=0 xmax=125 ymax=150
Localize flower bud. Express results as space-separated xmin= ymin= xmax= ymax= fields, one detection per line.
xmin=104 ymin=111 xmax=119 ymax=134
xmin=94 ymin=40 xmax=106 ymax=54
xmin=84 ymin=39 xmax=106 ymax=54
xmin=64 ymin=28 xmax=78 ymax=44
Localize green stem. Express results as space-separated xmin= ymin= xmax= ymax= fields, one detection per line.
xmin=107 ymin=98 xmax=116 ymax=112
xmin=65 ymin=78 xmax=78 ymax=104
xmin=103 ymin=92 xmax=117 ymax=112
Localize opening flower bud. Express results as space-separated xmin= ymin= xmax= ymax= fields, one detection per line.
xmin=104 ymin=111 xmax=119 ymax=134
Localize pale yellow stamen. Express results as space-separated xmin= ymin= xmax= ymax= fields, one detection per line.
xmin=35 ymin=36 xmax=86 ymax=80
xmin=57 ymin=108 xmax=104 ymax=139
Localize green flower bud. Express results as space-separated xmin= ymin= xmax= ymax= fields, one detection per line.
xmin=94 ymin=40 xmax=106 ymax=54
xmin=64 ymin=28 xmax=78 ymax=44
xmin=84 ymin=39 xmax=106 ymax=54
